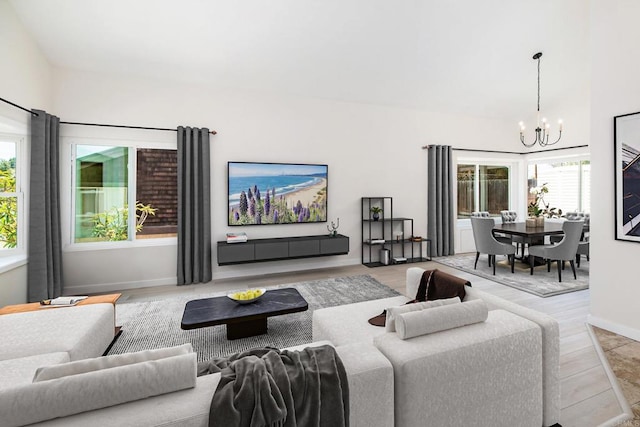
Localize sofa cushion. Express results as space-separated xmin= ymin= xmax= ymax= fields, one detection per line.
xmin=0 ymin=352 xmax=69 ymax=390
xmin=312 ymin=295 xmax=410 ymax=346
xmin=25 ymin=373 xmax=222 ymax=427
xmin=385 ymin=297 xmax=460 ymax=332
xmin=33 ymin=343 xmax=193 ymax=382
xmin=0 ymin=304 xmax=115 ymax=361
xmin=395 ymin=299 xmax=488 ymax=339
xmin=0 ymin=350 xmax=197 ymax=427
xmin=374 ymin=309 xmax=543 ymax=427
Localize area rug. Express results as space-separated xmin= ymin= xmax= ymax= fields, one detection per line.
xmin=107 ymin=275 xmax=400 ymax=361
xmin=434 ymin=253 xmax=589 ymax=297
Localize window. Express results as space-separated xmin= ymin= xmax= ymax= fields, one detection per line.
xmin=527 ymin=159 xmax=590 ymax=215
xmin=0 ymin=138 xmax=21 ymax=253
xmin=457 ymin=164 xmax=510 ymax=218
xmin=72 ymin=144 xmax=177 ymax=244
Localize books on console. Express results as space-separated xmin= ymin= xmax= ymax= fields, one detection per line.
xmin=40 ymin=296 xmax=88 ymax=307
xmin=226 ymin=232 xmax=248 ymax=243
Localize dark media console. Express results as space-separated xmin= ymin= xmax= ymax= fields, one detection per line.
xmin=217 ymin=234 xmax=349 ymax=265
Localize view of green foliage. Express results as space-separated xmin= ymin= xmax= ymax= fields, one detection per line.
xmin=91 ymin=202 xmax=156 ymax=241
xmin=0 ymin=162 xmax=17 ymax=249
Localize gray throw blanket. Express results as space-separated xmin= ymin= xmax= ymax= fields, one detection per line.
xmin=198 ymin=345 xmax=349 ymax=427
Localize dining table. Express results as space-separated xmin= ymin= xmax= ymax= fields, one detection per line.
xmin=492 ymin=221 xmax=565 ymax=240
xmin=492 ymin=222 xmax=565 ymax=262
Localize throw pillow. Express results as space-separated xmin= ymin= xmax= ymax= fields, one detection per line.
xmin=385 ymin=297 xmax=461 ymax=332
xmin=33 ymin=343 xmax=193 ymax=382
xmin=3 ymin=351 xmax=197 ymax=427
xmin=395 ymin=299 xmax=488 ymax=340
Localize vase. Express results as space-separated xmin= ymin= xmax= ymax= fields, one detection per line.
xmin=536 ymin=217 xmax=545 ymax=227
xmin=525 ymin=218 xmax=536 ymax=228
xmin=372 ymin=213 xmax=380 ymax=221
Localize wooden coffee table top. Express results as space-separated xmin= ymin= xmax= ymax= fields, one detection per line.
xmin=181 ymin=288 xmax=308 ymax=330
xmin=0 ymin=293 xmax=122 ymax=315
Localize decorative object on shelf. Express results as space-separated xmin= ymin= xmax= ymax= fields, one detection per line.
xmin=370 ymin=206 xmax=383 ymax=221
xmin=519 ymin=52 xmax=563 ymax=147
xmin=327 ymin=217 xmax=340 ymax=237
xmin=226 ymin=232 xmax=248 ymax=243
xmin=410 ymin=236 xmax=423 ymax=242
xmin=394 ymin=232 xmax=403 ymax=242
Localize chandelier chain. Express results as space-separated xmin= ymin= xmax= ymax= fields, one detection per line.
xmin=537 ymin=56 xmax=541 ymax=114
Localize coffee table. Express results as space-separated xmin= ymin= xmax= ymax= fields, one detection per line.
xmin=180 ymin=288 xmax=308 ymax=340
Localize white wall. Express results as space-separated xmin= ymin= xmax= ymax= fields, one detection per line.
xmin=588 ymin=0 xmax=640 ymax=340
xmin=51 ymin=68 xmax=521 ymax=293
xmin=0 ymin=0 xmax=52 ymax=305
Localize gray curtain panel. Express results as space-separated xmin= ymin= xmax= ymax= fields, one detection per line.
xmin=427 ymin=145 xmax=455 ymax=256
xmin=177 ymin=126 xmax=212 ymax=285
xmin=28 ymin=109 xmax=63 ymax=302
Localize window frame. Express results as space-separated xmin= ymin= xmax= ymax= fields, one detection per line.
xmin=456 ymin=160 xmax=516 ymax=220
xmin=64 ymin=137 xmax=178 ymax=251
xmin=526 ymin=154 xmax=590 ymax=215
xmin=0 ymin=134 xmax=25 ymax=258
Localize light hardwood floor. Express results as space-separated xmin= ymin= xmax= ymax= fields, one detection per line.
xmin=114 ymin=260 xmax=625 ymax=427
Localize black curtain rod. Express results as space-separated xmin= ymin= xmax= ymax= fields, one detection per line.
xmin=421 ymin=144 xmax=588 ymax=155
xmin=0 ymin=97 xmax=38 ymax=116
xmin=1 ymin=96 xmax=217 ymax=134
xmin=60 ymin=121 xmax=217 ymax=135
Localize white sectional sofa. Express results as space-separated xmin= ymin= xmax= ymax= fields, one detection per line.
xmin=0 ymin=303 xmax=393 ymax=427
xmin=0 ymin=267 xmax=559 ymax=427
xmin=313 ymin=267 xmax=561 ymax=427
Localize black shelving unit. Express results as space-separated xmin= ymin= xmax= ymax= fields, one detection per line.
xmin=361 ymin=197 xmax=430 ymax=267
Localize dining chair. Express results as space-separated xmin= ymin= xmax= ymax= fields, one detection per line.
xmin=576 ymin=240 xmax=589 ymax=268
xmin=550 ymin=212 xmax=589 ymax=243
xmin=500 ymin=210 xmax=526 ymax=255
xmin=528 ymin=220 xmax=584 ymax=282
xmin=470 ymin=217 xmax=516 ymax=275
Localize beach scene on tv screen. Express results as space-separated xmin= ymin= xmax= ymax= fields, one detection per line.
xmin=228 ymin=162 xmax=327 ymax=225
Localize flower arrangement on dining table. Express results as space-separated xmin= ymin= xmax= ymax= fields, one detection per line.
xmin=528 ymin=183 xmax=563 ymax=219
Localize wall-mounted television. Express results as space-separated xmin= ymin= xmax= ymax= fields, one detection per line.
xmin=228 ymin=162 xmax=328 ymax=226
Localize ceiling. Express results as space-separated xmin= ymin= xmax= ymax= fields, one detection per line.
xmin=9 ymin=0 xmax=590 ymax=121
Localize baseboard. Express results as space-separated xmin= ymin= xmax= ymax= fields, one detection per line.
xmin=585 ymin=324 xmax=634 ymax=427
xmin=587 ymin=314 xmax=640 ymax=342
xmin=63 ymin=258 xmax=362 ymax=294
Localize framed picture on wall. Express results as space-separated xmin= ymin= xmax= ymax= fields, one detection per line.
xmin=614 ymin=111 xmax=640 ymax=242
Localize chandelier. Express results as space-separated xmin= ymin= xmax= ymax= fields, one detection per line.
xmin=519 ymin=52 xmax=563 ymax=147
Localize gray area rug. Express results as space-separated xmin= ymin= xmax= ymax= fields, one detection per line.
xmin=108 ymin=275 xmax=399 ymax=361
xmin=434 ymin=253 xmax=589 ymax=297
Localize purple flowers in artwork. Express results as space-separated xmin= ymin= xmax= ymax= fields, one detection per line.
xmin=229 ymin=183 xmax=326 ymax=225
